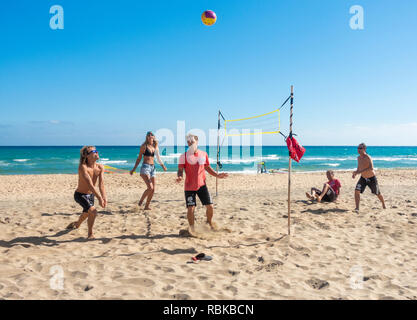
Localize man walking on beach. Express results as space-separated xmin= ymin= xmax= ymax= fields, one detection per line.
xmin=177 ymin=134 xmax=228 ymax=235
xmin=352 ymin=143 xmax=386 ymax=211
xmin=67 ymin=146 xmax=107 ymax=239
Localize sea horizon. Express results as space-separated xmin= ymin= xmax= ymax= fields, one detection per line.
xmin=1 ymin=145 xmax=417 ymax=175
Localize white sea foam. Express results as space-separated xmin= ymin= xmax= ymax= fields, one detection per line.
xmin=13 ymin=159 xmax=30 ymax=162
xmin=160 ymin=153 xmax=183 ymax=159
xmin=324 ymin=163 xmax=341 ymax=167
xmin=208 ymin=154 xmax=281 ymax=164
xmin=99 ymin=160 xmax=128 ymax=165
xmin=373 ymin=157 xmax=417 ymax=162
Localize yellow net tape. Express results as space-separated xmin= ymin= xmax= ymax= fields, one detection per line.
xmin=224 ymin=109 xmax=280 ymax=136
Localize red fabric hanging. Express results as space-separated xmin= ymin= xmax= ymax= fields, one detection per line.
xmin=286 ymin=136 xmax=305 ymax=163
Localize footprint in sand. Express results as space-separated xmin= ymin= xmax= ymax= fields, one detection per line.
xmin=225 ymin=285 xmax=238 ymax=295
xmin=119 ymin=278 xmax=155 ymax=287
xmin=306 ymin=278 xmax=329 ymax=290
xmin=71 ymin=271 xmax=88 ymax=279
xmin=172 ymin=293 xmax=191 ymax=300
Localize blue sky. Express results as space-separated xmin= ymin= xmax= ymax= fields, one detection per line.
xmin=0 ymin=0 xmax=416 ymax=146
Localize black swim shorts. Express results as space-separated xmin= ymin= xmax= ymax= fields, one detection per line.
xmin=184 ymin=185 xmax=213 ymax=207
xmin=355 ymin=176 xmax=380 ymax=195
xmin=313 ymin=187 xmax=337 ymax=202
xmin=74 ymin=191 xmax=95 ymax=212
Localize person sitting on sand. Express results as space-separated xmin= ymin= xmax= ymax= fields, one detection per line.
xmin=67 ymin=146 xmax=107 ymax=239
xmin=353 ymin=143 xmax=386 ymax=211
xmin=306 ymin=170 xmax=341 ymax=203
xmin=130 ymin=131 xmax=167 ymax=210
xmin=176 ymin=134 xmax=228 ymax=235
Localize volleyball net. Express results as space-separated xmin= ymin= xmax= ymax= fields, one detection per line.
xmin=216 ymin=87 xmax=295 ymax=236
xmin=221 ymin=95 xmax=290 ymax=138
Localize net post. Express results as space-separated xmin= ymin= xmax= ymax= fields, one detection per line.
xmin=216 ymin=110 xmax=220 ymax=197
xmin=288 ymin=85 xmax=294 ymax=235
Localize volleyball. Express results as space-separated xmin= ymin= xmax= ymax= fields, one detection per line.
xmin=201 ymin=10 xmax=217 ymax=26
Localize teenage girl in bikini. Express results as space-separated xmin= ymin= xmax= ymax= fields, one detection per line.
xmin=130 ymin=131 xmax=167 ymax=210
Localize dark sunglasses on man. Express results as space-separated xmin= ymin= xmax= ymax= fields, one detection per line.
xmin=87 ymin=150 xmax=98 ymax=155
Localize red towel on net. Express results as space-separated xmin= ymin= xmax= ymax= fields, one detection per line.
xmin=286 ymin=136 xmax=305 ymax=163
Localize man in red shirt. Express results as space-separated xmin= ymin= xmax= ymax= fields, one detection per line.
xmin=306 ymin=170 xmax=341 ymax=203
xmin=177 ymin=134 xmax=228 ymax=235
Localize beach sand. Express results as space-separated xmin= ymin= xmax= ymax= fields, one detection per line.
xmin=0 ymin=170 xmax=417 ymax=300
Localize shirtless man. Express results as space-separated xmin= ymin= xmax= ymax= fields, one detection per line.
xmin=176 ymin=134 xmax=228 ymax=235
xmin=67 ymin=146 xmax=107 ymax=239
xmin=352 ymin=143 xmax=386 ymax=211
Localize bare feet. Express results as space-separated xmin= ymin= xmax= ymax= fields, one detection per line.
xmin=66 ymin=221 xmax=79 ymax=230
xmin=206 ymin=221 xmax=218 ymax=231
xmin=306 ymin=192 xmax=314 ymax=200
xmin=144 ymin=206 xmax=152 ymax=210
xmin=188 ymin=225 xmax=196 ymax=236
xmin=138 ymin=199 xmax=144 ymax=206
xmin=87 ymin=233 xmax=95 ymax=240
xmin=382 ymin=205 xmax=386 ymax=209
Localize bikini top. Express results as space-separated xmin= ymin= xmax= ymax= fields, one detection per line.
xmin=143 ymin=146 xmax=155 ymax=157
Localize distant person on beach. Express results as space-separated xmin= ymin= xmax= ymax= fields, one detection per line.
xmin=257 ymin=161 xmax=267 ymax=174
xmin=306 ymin=170 xmax=341 ymax=203
xmin=66 ymin=146 xmax=107 ymax=239
xmin=352 ymin=143 xmax=386 ymax=211
xmin=176 ymin=134 xmax=228 ymax=235
xmin=130 ymin=131 xmax=167 ymax=210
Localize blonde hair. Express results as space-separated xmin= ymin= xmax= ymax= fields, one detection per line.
xmin=79 ymin=146 xmax=95 ymax=166
xmin=142 ymin=133 xmax=158 ymax=149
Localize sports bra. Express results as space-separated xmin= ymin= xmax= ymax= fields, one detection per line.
xmin=143 ymin=146 xmax=155 ymax=157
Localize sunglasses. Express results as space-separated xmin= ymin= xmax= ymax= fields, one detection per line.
xmin=87 ymin=150 xmax=98 ymax=155
xmin=358 ymin=147 xmax=364 ymax=150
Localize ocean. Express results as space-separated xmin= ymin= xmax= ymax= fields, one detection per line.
xmin=1 ymin=146 xmax=417 ymax=175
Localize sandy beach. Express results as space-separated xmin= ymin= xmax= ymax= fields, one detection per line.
xmin=0 ymin=169 xmax=416 ymax=300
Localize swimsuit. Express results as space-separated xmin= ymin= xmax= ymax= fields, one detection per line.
xmin=143 ymin=147 xmax=155 ymax=157
xmin=312 ymin=187 xmax=337 ymax=202
xmin=74 ymin=191 xmax=95 ymax=212
xmin=355 ymin=176 xmax=380 ymax=195
xmin=184 ymin=185 xmax=213 ymax=207
xmin=140 ymin=163 xmax=156 ymax=177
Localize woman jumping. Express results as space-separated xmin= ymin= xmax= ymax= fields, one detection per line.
xmin=130 ymin=131 xmax=167 ymax=210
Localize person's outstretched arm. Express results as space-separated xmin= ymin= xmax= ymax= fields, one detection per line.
xmin=177 ymin=167 xmax=184 ymax=183
xmin=353 ymin=157 xmax=360 ymax=178
xmin=155 ymin=148 xmax=167 ymax=171
xmin=98 ymin=164 xmax=107 ymax=207
xmin=205 ymin=165 xmax=228 ymax=178
xmin=131 ymin=145 xmax=145 ymax=175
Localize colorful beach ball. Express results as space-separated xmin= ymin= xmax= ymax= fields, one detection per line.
xmin=201 ymin=10 xmax=217 ymax=26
